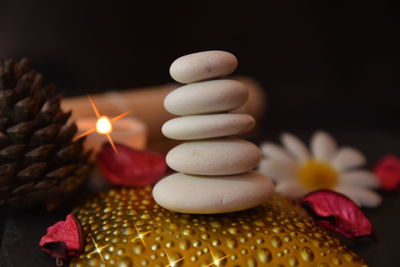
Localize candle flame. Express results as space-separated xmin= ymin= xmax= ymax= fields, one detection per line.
xmin=73 ymin=96 xmax=133 ymax=153
xmin=96 ymin=116 xmax=113 ymax=134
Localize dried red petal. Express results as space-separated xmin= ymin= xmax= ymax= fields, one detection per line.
xmin=98 ymin=143 xmax=167 ymax=187
xmin=374 ymin=155 xmax=400 ymax=191
xmin=39 ymin=214 xmax=83 ymax=259
xmin=301 ymin=190 xmax=374 ymax=239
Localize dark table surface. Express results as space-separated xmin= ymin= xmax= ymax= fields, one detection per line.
xmin=1 ymin=128 xmax=400 ymax=267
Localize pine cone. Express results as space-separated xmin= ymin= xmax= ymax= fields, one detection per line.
xmin=0 ymin=58 xmax=91 ymax=208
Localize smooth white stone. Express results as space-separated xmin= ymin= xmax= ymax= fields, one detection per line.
xmin=164 ymin=79 xmax=248 ymax=115
xmin=166 ymin=138 xmax=261 ymax=175
xmin=152 ymin=172 xmax=275 ymax=214
xmin=169 ymin=50 xmax=238 ymax=83
xmin=162 ymin=114 xmax=255 ymax=140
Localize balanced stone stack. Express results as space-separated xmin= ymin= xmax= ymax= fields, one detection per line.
xmin=153 ymin=51 xmax=274 ymax=214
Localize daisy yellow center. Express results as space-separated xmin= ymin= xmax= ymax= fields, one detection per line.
xmin=298 ymin=160 xmax=338 ymax=191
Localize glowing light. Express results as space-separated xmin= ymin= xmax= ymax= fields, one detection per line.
xmin=87 ymin=237 xmax=109 ymax=263
xmin=73 ymin=95 xmax=133 ymax=152
xmin=130 ymin=223 xmax=151 ymax=247
xmin=164 ymin=250 xmax=184 ymax=267
xmin=96 ymin=116 xmax=112 ymax=134
xmin=206 ymin=247 xmax=229 ymax=267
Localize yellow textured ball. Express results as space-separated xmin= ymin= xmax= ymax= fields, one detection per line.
xmin=71 ymin=187 xmax=366 ymax=267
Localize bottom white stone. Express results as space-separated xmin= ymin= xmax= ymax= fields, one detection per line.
xmin=152 ymin=172 xmax=274 ymax=214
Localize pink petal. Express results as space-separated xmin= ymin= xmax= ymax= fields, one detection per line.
xmin=98 ymin=143 xmax=167 ymax=187
xmin=374 ymin=155 xmax=400 ymax=191
xmin=39 ymin=214 xmax=83 ymax=259
xmin=301 ymin=190 xmax=374 ymax=239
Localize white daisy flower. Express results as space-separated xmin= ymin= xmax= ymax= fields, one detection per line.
xmin=258 ymin=131 xmax=381 ymax=207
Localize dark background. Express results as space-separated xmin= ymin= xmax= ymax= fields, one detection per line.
xmin=1 ymin=1 xmax=400 ymax=267
xmin=0 ymin=1 xmax=399 ymax=132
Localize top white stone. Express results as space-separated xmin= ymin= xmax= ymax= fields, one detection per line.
xmin=169 ymin=50 xmax=238 ymax=84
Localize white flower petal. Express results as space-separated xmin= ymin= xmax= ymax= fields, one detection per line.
xmin=311 ymin=131 xmax=337 ymax=161
xmin=339 ymin=170 xmax=380 ymax=189
xmin=335 ymin=185 xmax=382 ymax=208
xmin=258 ymin=159 xmax=297 ymax=182
xmin=281 ymin=132 xmax=309 ymax=162
xmin=332 ymin=147 xmax=366 ymax=171
xmin=260 ymin=142 xmax=294 ymax=163
xmin=276 ymin=181 xmax=308 ymax=200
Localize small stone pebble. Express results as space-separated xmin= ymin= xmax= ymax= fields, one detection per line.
xmin=166 ymin=138 xmax=261 ymax=175
xmin=164 ymin=79 xmax=248 ymax=115
xmin=162 ymin=113 xmax=255 ymax=140
xmin=153 ymin=171 xmax=274 ymax=214
xmin=169 ymin=50 xmax=238 ymax=83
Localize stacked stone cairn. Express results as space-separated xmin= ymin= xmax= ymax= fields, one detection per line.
xmin=153 ymin=51 xmax=274 ymax=214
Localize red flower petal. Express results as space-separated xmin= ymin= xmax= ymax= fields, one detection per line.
xmin=301 ymin=190 xmax=374 ymax=239
xmin=374 ymin=155 xmax=400 ymax=191
xmin=98 ymin=143 xmax=167 ymax=187
xmin=39 ymin=214 xmax=83 ymax=259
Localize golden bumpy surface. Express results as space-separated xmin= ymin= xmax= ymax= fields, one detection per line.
xmin=71 ymin=187 xmax=367 ymax=267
